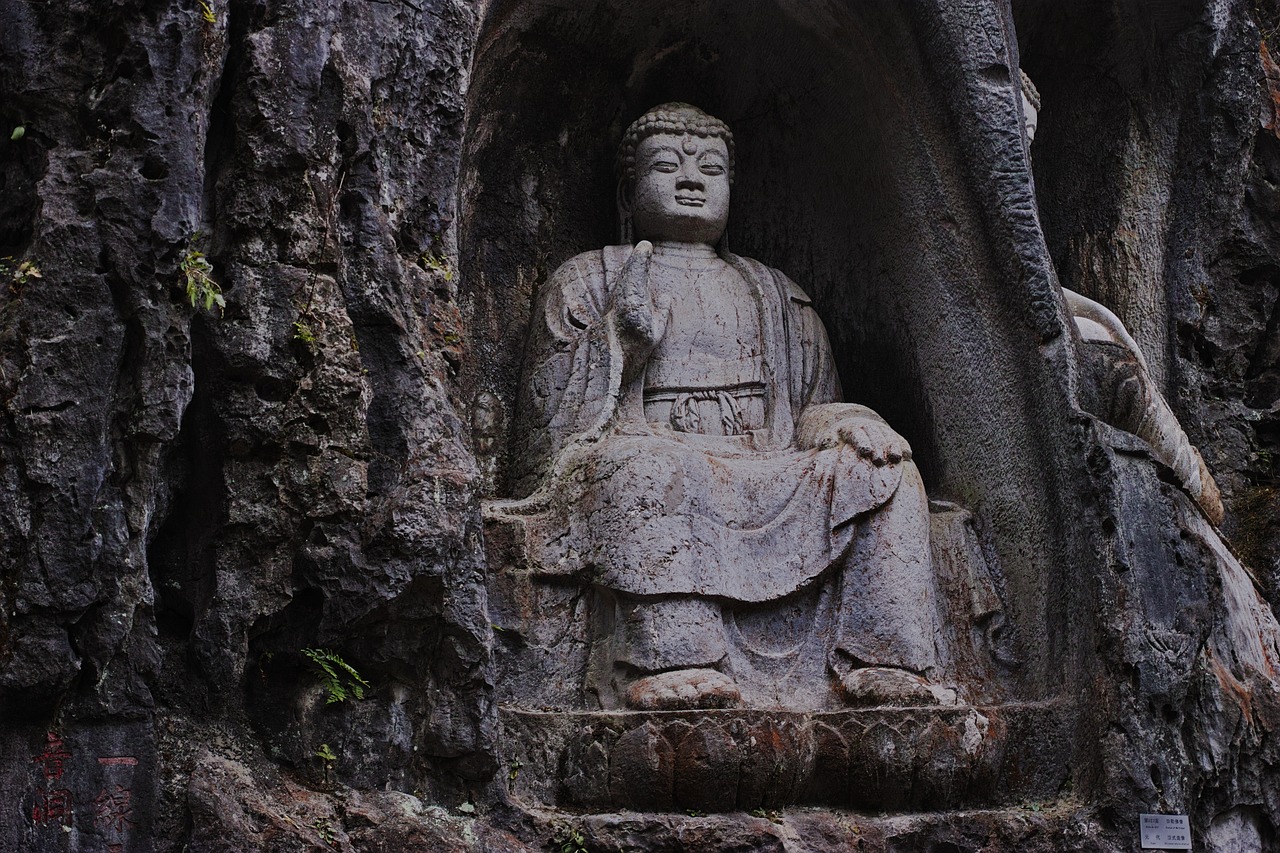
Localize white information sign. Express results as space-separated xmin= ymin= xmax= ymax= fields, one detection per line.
xmin=1140 ymin=813 xmax=1192 ymax=849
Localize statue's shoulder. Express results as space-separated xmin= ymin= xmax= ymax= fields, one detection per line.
xmin=537 ymin=249 xmax=613 ymax=310
xmin=533 ymin=248 xmax=620 ymax=330
xmin=776 ymin=270 xmax=815 ymax=307
xmin=545 ymin=248 xmax=607 ymax=286
xmin=725 ymin=253 xmax=815 ymax=307
xmin=547 ymin=245 xmax=637 ymax=292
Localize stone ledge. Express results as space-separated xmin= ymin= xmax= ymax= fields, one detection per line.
xmin=501 ymin=701 xmax=1072 ymax=814
xmin=518 ymin=802 xmax=1104 ymax=853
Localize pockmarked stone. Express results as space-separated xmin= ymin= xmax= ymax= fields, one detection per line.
xmin=8 ymin=1 xmax=1280 ymax=848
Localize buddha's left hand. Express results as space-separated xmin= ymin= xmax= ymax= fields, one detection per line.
xmin=836 ymin=418 xmax=911 ymax=466
xmin=795 ymin=403 xmax=912 ymax=466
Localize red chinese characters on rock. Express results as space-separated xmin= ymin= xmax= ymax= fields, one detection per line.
xmin=28 ymin=730 xmax=141 ymax=837
xmin=29 ymin=732 xmax=74 ymax=828
xmin=93 ymin=784 xmax=136 ymax=834
xmin=31 ymin=731 xmax=71 ymax=782
xmin=98 ymin=756 xmax=139 ymax=767
xmin=30 ymin=787 xmax=73 ymax=828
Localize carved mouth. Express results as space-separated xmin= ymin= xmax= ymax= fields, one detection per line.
xmin=675 ymin=195 xmax=705 ymax=207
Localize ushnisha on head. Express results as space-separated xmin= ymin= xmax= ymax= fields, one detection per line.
xmin=617 ymin=103 xmax=736 ymax=245
xmin=618 ymin=103 xmax=736 ymax=186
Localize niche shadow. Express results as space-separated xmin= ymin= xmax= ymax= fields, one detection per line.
xmin=461 ymin=0 xmax=1087 ymax=704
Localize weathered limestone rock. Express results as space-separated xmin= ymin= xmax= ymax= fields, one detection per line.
xmin=184 ymin=752 xmax=532 ymax=853
xmin=2 ymin=0 xmax=1280 ymax=850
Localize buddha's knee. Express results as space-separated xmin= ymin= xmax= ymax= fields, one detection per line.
xmin=589 ymin=441 xmax=687 ymax=510
xmin=857 ymin=460 xmax=930 ymax=552
xmin=887 ymin=460 xmax=928 ymax=516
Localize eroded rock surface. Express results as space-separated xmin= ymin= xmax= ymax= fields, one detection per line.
xmin=2 ymin=0 xmax=1279 ymax=850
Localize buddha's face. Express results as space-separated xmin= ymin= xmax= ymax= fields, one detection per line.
xmin=1022 ymin=91 xmax=1038 ymax=144
xmin=629 ymin=133 xmax=731 ymax=244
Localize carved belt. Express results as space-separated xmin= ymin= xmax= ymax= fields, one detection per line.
xmin=645 ymin=385 xmax=765 ymax=436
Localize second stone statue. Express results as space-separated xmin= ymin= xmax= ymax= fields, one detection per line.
xmin=489 ymin=103 xmax=955 ymax=711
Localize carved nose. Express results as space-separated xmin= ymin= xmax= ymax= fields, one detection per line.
xmin=676 ymin=175 xmax=704 ymax=191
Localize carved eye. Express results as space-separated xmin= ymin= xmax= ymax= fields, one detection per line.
xmin=652 ymin=161 xmax=679 ymax=173
xmin=700 ymin=163 xmax=725 ymax=176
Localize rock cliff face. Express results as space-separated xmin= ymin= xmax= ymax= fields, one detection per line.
xmin=0 ymin=0 xmax=1278 ymax=851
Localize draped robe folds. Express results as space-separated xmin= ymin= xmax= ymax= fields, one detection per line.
xmin=492 ymin=244 xmax=938 ymax=675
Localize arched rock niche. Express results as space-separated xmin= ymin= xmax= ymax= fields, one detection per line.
xmin=461 ymin=0 xmax=1092 ymax=701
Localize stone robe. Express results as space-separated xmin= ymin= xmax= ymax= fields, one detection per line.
xmin=493 ymin=244 xmax=938 ymax=678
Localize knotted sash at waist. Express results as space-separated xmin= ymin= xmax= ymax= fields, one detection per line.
xmin=644 ymin=383 xmax=766 ymax=436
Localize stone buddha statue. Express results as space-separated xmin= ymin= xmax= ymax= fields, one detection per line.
xmin=490 ymin=103 xmax=950 ymax=711
xmin=1019 ymin=72 xmax=1224 ymax=524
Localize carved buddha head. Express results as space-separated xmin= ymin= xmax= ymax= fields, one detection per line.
xmin=617 ymin=103 xmax=735 ymax=245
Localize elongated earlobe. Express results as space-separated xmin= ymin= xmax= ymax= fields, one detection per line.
xmin=616 ymin=181 xmax=635 ymax=244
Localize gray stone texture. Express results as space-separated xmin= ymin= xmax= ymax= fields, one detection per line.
xmin=1 ymin=0 xmax=1279 ymax=851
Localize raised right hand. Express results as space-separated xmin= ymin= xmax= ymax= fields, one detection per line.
xmin=615 ymin=240 xmax=661 ymax=347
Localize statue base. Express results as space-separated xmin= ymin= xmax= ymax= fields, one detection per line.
xmin=501 ymin=702 xmax=1071 ymax=814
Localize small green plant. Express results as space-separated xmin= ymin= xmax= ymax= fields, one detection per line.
xmin=302 ymin=647 xmax=370 ymax=704
xmin=312 ymin=817 xmax=336 ymax=845
xmin=552 ymin=824 xmax=589 ymax=853
xmin=198 ymin=0 xmax=216 ymax=23
xmin=685 ymin=809 xmax=705 ymax=818
xmin=291 ymin=295 xmax=325 ymax=349
xmin=314 ymin=742 xmax=337 ymax=788
xmin=0 ymin=256 xmax=41 ymax=289
xmin=10 ymin=126 xmax=24 ymax=141
xmin=419 ymin=251 xmax=454 ymax=281
xmin=750 ymin=808 xmax=783 ymax=824
xmin=507 ymin=758 xmax=522 ymax=785
xmin=181 ymin=244 xmax=224 ymax=314
xmin=293 ymin=319 xmax=318 ymax=346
